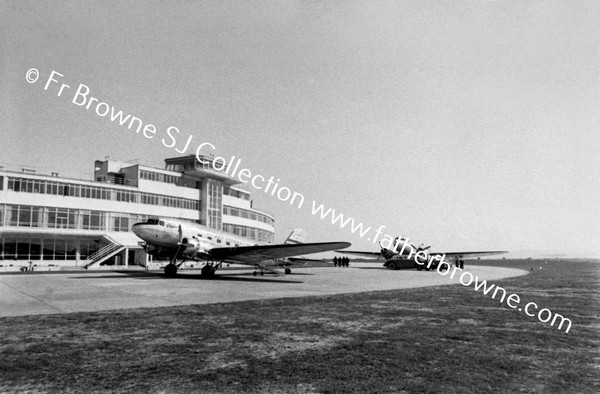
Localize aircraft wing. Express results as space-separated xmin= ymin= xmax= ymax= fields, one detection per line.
xmin=336 ymin=250 xmax=508 ymax=260
xmin=429 ymin=251 xmax=508 ymax=259
xmin=209 ymin=242 xmax=351 ymax=265
xmin=335 ymin=250 xmax=382 ymax=258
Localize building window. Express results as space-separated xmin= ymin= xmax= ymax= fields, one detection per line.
xmin=3 ymin=238 xmax=17 ymax=259
xmin=5 ymin=177 xmax=198 ymax=211
xmin=18 ymin=206 xmax=32 ymax=227
xmin=222 ymin=205 xmax=274 ymax=226
xmin=206 ymin=179 xmax=222 ymax=230
xmin=112 ymin=215 xmax=130 ymax=232
xmin=8 ymin=205 xmax=19 ymax=226
xmin=48 ymin=208 xmax=69 ymax=229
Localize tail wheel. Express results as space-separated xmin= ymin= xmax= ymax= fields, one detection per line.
xmin=387 ymin=262 xmax=397 ymax=270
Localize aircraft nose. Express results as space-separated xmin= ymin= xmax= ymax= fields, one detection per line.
xmin=132 ymin=223 xmax=149 ymax=239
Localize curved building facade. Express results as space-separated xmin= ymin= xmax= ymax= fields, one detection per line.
xmin=0 ymin=155 xmax=275 ymax=270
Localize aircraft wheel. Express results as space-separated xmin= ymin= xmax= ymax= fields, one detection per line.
xmin=164 ymin=264 xmax=178 ymax=277
xmin=253 ymin=271 xmax=258 ymax=276
xmin=260 ymin=271 xmax=264 ymax=276
xmin=424 ymin=266 xmax=431 ymax=271
xmin=416 ymin=264 xmax=423 ymax=271
xmin=285 ymin=268 xmax=291 ymax=275
xmin=201 ymin=265 xmax=214 ymax=278
xmin=387 ymin=262 xmax=397 ymax=270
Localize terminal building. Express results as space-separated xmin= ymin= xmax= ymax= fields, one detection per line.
xmin=0 ymin=155 xmax=275 ymax=270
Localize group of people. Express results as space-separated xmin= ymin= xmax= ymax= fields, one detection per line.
xmin=333 ymin=256 xmax=350 ymax=267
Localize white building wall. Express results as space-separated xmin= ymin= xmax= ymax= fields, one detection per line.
xmin=137 ymin=179 xmax=199 ymax=200
xmin=222 ymin=195 xmax=251 ymax=209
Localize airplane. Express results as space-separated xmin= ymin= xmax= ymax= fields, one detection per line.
xmin=337 ymin=236 xmax=507 ymax=271
xmin=266 ymin=228 xmax=330 ymax=275
xmin=132 ymin=218 xmax=350 ymax=277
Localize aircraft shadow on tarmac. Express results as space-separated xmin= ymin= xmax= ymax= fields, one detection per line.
xmin=354 ymin=266 xmax=387 ymax=270
xmin=69 ymin=271 xmax=305 ymax=284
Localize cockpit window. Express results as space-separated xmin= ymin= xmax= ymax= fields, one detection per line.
xmin=158 ymin=220 xmax=165 ymax=226
xmin=146 ymin=219 xmax=159 ymax=225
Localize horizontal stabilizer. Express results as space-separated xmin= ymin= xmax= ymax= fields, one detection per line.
xmin=429 ymin=251 xmax=508 ymax=259
xmin=336 ymin=250 xmax=382 ymax=258
xmin=284 ymin=257 xmax=328 ymax=267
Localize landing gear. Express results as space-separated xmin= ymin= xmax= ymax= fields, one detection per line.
xmin=285 ymin=267 xmax=291 ymax=275
xmin=163 ymin=243 xmax=186 ymax=277
xmin=201 ymin=264 xmax=214 ymax=278
xmin=201 ymin=262 xmax=221 ymax=278
xmin=164 ymin=263 xmax=178 ymax=277
xmin=387 ymin=261 xmax=398 ymax=270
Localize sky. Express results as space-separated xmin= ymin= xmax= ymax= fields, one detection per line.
xmin=1 ymin=0 xmax=599 ymax=257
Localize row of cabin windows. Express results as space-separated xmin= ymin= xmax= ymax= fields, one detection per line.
xmin=150 ymin=219 xmax=240 ymax=247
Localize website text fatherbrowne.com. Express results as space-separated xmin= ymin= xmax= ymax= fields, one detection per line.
xmin=32 ymin=69 xmax=572 ymax=333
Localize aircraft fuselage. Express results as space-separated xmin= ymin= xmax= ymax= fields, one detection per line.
xmin=132 ymin=218 xmax=262 ymax=260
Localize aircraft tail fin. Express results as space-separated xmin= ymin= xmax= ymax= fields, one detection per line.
xmin=284 ymin=228 xmax=307 ymax=245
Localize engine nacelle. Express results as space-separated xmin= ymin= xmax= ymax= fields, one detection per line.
xmin=180 ymin=238 xmax=211 ymax=259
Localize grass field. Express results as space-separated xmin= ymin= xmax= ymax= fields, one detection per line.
xmin=0 ymin=259 xmax=598 ymax=393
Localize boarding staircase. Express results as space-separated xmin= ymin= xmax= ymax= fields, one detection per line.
xmin=82 ymin=236 xmax=125 ymax=269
